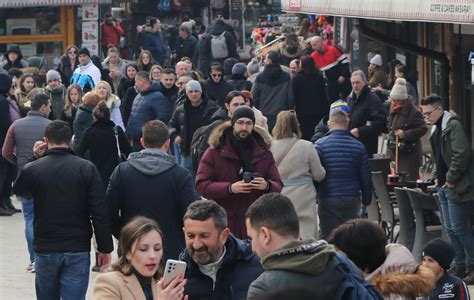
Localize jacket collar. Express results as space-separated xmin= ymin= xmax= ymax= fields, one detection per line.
xmin=27 ymin=110 xmax=48 ymax=118
xmin=44 ymin=147 xmax=75 ymax=157
xmin=122 ymin=272 xmax=158 ymax=299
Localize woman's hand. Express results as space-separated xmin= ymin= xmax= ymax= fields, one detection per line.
xmin=154 ymin=275 xmax=188 ymax=300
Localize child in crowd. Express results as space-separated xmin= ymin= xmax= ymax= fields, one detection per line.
xmin=422 ymin=238 xmax=471 ymax=299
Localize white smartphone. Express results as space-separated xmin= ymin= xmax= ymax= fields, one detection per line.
xmin=162 ymin=259 xmax=187 ymax=288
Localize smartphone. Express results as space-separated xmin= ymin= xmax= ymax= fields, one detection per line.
xmin=162 ymin=259 xmax=187 ymax=288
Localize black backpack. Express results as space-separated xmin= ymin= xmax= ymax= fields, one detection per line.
xmin=190 ymin=120 xmax=224 ymax=172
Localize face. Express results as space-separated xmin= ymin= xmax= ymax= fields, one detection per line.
xmin=48 ymin=79 xmax=60 ymax=89
xmin=351 ymin=75 xmax=366 ymax=95
xmin=135 ymin=78 xmax=146 ymax=92
xmin=187 ymin=90 xmax=202 ymax=104
xmin=183 ymin=218 xmax=228 ymax=265
xmin=154 ymin=19 xmax=161 ymax=31
xmin=151 ymin=68 xmax=161 ymax=80
xmin=245 ymin=219 xmax=268 ymax=258
xmin=79 ymin=54 xmax=90 ymax=66
xmin=393 ymin=99 xmax=407 ymax=107
xmin=127 ymin=230 xmax=163 ymax=277
xmin=177 ymin=77 xmax=191 ymax=92
xmin=233 ymin=117 xmax=254 ymax=139
xmin=368 ymin=63 xmax=378 ymax=72
xmin=263 ymin=55 xmax=272 ymax=66
xmin=68 ymin=48 xmax=77 ymax=59
xmin=9 ymin=82 xmax=16 ymax=96
xmin=8 ymin=52 xmax=18 ymax=62
xmin=394 ymin=68 xmax=403 ymax=79
xmin=289 ymin=61 xmax=299 ymax=74
xmin=41 ymin=100 xmax=52 ymax=116
xmin=421 ymin=256 xmax=443 ymax=277
xmin=141 ymin=53 xmax=151 ymax=65
xmin=108 ymin=52 xmax=119 ymax=64
xmin=127 ymin=67 xmax=137 ymax=79
xmin=311 ymin=39 xmax=323 ymax=51
xmin=179 ymin=28 xmax=188 ymax=39
xmin=69 ymin=88 xmax=80 ymax=105
xmin=96 ymin=84 xmax=109 ymax=99
xmin=176 ymin=64 xmax=188 ymax=76
xmin=160 ymin=73 xmax=176 ymax=89
xmin=210 ymin=70 xmax=222 ymax=83
xmin=225 ymin=96 xmax=246 ymax=116
xmin=23 ymin=77 xmax=35 ymax=92
xmin=421 ymin=104 xmax=443 ymax=125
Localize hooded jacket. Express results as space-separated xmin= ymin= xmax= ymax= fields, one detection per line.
xmin=0 ymin=45 xmax=28 ymax=72
xmin=247 ymin=239 xmax=347 ymax=299
xmin=126 ymin=82 xmax=170 ymax=142
xmin=73 ymin=104 xmax=94 ymax=148
xmin=107 ymin=148 xmax=197 ymax=260
xmin=45 ymin=85 xmax=67 ymax=120
xmin=195 ymin=122 xmax=283 ymax=238
xmin=201 ymin=77 xmax=234 ymax=108
xmin=180 ymin=234 xmax=263 ymax=300
xmin=70 ymin=60 xmax=101 ymax=93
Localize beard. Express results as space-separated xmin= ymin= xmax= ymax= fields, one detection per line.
xmin=189 ymin=245 xmax=218 ymax=265
xmin=234 ymin=129 xmax=251 ymax=140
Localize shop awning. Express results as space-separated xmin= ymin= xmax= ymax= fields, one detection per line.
xmin=0 ymin=0 xmax=111 ymax=7
xmin=282 ymin=0 xmax=474 ymax=24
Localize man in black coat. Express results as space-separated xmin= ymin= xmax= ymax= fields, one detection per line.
xmin=13 ymin=120 xmax=113 ymax=299
xmin=201 ymin=62 xmax=234 ymax=109
xmin=174 ymin=25 xmax=197 ymax=63
xmin=347 ymin=70 xmax=387 ymax=157
xmin=0 ymin=73 xmax=13 ymax=216
xmin=107 ymin=120 xmax=197 ymax=260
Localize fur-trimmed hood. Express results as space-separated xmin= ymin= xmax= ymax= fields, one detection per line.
xmin=371 ymin=264 xmax=435 ymax=299
xmin=207 ymin=121 xmax=272 ymax=149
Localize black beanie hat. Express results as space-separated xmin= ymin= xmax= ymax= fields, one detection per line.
xmin=78 ymin=47 xmax=91 ymax=57
xmin=422 ymin=238 xmax=454 ymax=270
xmin=231 ymin=106 xmax=255 ymax=126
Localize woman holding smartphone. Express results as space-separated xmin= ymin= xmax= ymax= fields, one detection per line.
xmin=93 ymin=217 xmax=188 ymax=300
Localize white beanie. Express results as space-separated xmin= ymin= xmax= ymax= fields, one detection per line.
xmin=186 ymin=80 xmax=202 ymax=94
xmin=370 ymin=54 xmax=382 ymax=66
xmin=390 ymin=78 xmax=408 ymax=100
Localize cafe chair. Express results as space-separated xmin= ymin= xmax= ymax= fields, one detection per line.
xmin=394 ymin=187 xmax=415 ymax=251
xmin=372 ymin=171 xmax=399 ymax=243
xmin=406 ymin=188 xmax=443 ymax=259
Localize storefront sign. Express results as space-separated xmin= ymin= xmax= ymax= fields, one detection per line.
xmin=82 ymin=2 xmax=98 ymax=21
xmin=281 ymin=0 xmax=474 ymax=24
xmin=0 ymin=0 xmax=111 ymax=7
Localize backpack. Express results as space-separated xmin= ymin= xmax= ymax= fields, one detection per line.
xmin=211 ymin=32 xmax=229 ymax=59
xmin=333 ymin=253 xmax=383 ymax=300
xmin=190 ymin=120 xmax=223 ymax=172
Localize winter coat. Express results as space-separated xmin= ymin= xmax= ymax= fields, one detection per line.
xmin=174 ymin=34 xmax=197 ymax=62
xmin=387 ymin=103 xmax=427 ymax=181
xmin=13 ymin=147 xmax=113 ymax=254
xmin=101 ymin=21 xmax=125 ymax=48
xmin=116 ymin=77 xmax=134 ymax=101
xmin=199 ymin=20 xmax=239 ymax=68
xmin=0 ymin=45 xmax=28 ymax=72
xmin=73 ymin=104 xmax=94 ymax=148
xmin=122 ymin=86 xmax=138 ymax=127
xmin=368 ymin=67 xmax=388 ymax=88
xmin=228 ymin=74 xmax=253 ymax=91
xmin=251 ymin=63 xmax=294 ymax=130
xmin=315 ymin=129 xmax=372 ymax=205
xmin=160 ymin=82 xmax=179 ymax=122
xmin=271 ymin=137 xmax=325 ymax=239
xmin=347 ymin=85 xmax=387 ymax=157
xmin=6 ymin=96 xmax=21 ymax=122
xmin=94 ymin=271 xmax=159 ymax=300
xmin=70 ymin=60 xmax=102 ymax=93
xmin=195 ymin=122 xmax=283 ymax=238
xmin=247 ymin=239 xmax=347 ymax=300
xmin=310 ymin=116 xmax=329 ymax=143
xmin=107 ymin=148 xmax=197 ymax=260
xmin=368 ymin=244 xmax=436 ymax=299
xmin=126 ymin=82 xmax=170 ymax=143
xmin=168 ymin=95 xmax=218 ymax=155
xmin=201 ymin=78 xmax=234 ymax=109
xmin=75 ymin=119 xmax=131 ymax=188
xmin=141 ymin=31 xmax=166 ymax=65
xmin=61 ymin=105 xmax=78 ymax=131
xmin=101 ymin=58 xmax=128 ymax=91
xmin=180 ymin=234 xmax=263 ymax=300
xmin=430 ymin=272 xmax=470 ymax=299
xmin=0 ymin=75 xmax=12 ymax=150
xmin=45 ymin=85 xmax=67 ymax=120
xmin=57 ymin=55 xmax=79 ymax=87
xmin=430 ymin=111 xmax=474 ymax=202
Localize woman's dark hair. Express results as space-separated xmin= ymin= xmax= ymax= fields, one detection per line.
xmin=18 ymin=73 xmax=36 ymax=93
xmin=394 ymin=64 xmax=407 ymax=78
xmin=240 ymin=90 xmax=253 ymax=107
xmin=125 ymin=63 xmax=139 ymax=79
xmin=387 ymin=59 xmax=402 ymax=88
xmin=327 ymin=219 xmax=387 ymax=273
xmin=93 ymin=101 xmax=111 ymax=121
xmin=299 ymin=55 xmax=321 ymax=76
xmin=224 ymin=90 xmax=243 ymax=105
xmin=137 ymin=50 xmax=155 ymax=71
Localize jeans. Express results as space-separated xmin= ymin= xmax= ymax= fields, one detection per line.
xmin=438 ymin=187 xmax=474 ymax=267
xmin=180 ymin=154 xmax=196 ymax=184
xmin=21 ymin=198 xmax=36 ymax=263
xmin=318 ymin=196 xmax=360 ymax=240
xmin=173 ymin=143 xmax=182 ymax=166
xmin=35 ymin=252 xmax=90 ymax=300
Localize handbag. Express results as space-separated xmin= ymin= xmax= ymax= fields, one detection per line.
xmin=275 ymin=138 xmax=298 ymax=167
xmin=113 ymin=127 xmax=127 ymax=162
xmin=387 ymin=136 xmax=416 ymax=153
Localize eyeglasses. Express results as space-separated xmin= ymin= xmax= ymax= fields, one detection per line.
xmin=177 ymin=81 xmax=187 ymax=86
xmin=68 ymin=50 xmax=77 ymax=54
xmin=422 ymin=106 xmax=440 ymax=117
xmin=235 ymin=120 xmax=253 ymax=127
xmin=211 ymin=73 xmax=222 ymax=78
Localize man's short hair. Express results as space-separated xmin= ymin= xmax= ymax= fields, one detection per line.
xmin=209 ymin=62 xmax=223 ymax=74
xmin=135 ymin=71 xmax=151 ymax=83
xmin=31 ymin=93 xmax=49 ymax=111
xmin=183 ymin=200 xmax=228 ymax=231
xmin=45 ymin=120 xmax=72 ymax=145
xmin=224 ymin=90 xmax=243 ymax=105
xmin=245 ymin=193 xmax=299 ymax=238
xmin=351 ymin=70 xmax=367 ymax=82
xmin=266 ymin=50 xmax=280 ymax=65
xmin=8 ymin=68 xmax=23 ymax=79
xmin=420 ymin=94 xmax=443 ymax=107
xmin=162 ymin=68 xmax=176 ymax=76
xmin=329 ymin=109 xmax=349 ymax=127
xmin=107 ymin=47 xmax=119 ymax=55
xmin=142 ymin=120 xmax=169 ymax=148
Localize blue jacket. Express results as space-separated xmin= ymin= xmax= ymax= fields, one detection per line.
xmin=126 ymin=82 xmax=170 ymax=142
xmin=142 ymin=31 xmax=166 ymax=65
xmin=315 ymin=129 xmax=372 ymax=205
xmin=179 ymin=235 xmax=263 ymax=300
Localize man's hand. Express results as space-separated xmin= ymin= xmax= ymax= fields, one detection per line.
xmin=394 ymin=130 xmax=405 ymax=139
xmin=33 ymin=141 xmax=48 ymax=158
xmin=445 ymin=182 xmax=456 ymax=189
xmin=98 ymin=252 xmax=112 ymax=272
xmin=230 ymin=181 xmax=252 ymax=193
xmin=350 ymin=128 xmax=360 ymax=138
xmin=251 ymin=177 xmax=269 ymax=191
xmin=337 ymin=76 xmax=345 ymax=84
xmin=174 ymin=136 xmax=182 ymax=144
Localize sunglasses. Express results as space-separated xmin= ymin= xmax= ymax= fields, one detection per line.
xmin=211 ymin=73 xmax=222 ymax=78
xmin=68 ymin=50 xmax=77 ymax=54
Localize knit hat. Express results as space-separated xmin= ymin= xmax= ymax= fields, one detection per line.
xmin=231 ymin=106 xmax=255 ymax=126
xmin=329 ymin=100 xmax=351 ymax=115
xmin=186 ymin=80 xmax=202 ymax=94
xmin=247 ymin=58 xmax=260 ymax=75
xmin=46 ymin=70 xmax=61 ymax=83
xmin=390 ymin=78 xmax=408 ymax=100
xmin=232 ymin=63 xmax=247 ymax=76
xmin=370 ymin=54 xmax=382 ymax=66
xmin=223 ymin=58 xmax=239 ymax=76
xmin=422 ymin=238 xmax=454 ymax=270
xmin=78 ymin=47 xmax=91 ymax=57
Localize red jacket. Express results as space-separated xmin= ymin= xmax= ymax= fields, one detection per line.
xmin=311 ymin=45 xmax=343 ymax=72
xmin=101 ymin=22 xmax=125 ymax=48
xmin=195 ymin=122 xmax=282 ymax=238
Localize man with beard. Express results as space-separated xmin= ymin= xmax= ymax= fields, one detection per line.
xmin=159 ymin=68 xmax=179 ymax=120
xmin=180 ymin=200 xmax=263 ymax=299
xmin=195 ymin=106 xmax=282 ymax=238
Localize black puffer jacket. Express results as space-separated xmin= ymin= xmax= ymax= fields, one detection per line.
xmin=57 ymin=55 xmax=79 ymax=87
xmin=229 ymin=74 xmax=253 ymax=91
xmin=201 ymin=78 xmax=234 ymax=108
xmin=0 ymin=45 xmax=28 ymax=72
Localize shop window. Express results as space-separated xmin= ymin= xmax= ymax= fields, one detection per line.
xmin=0 ymin=7 xmax=61 ymax=36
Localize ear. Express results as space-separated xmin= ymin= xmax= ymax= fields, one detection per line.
xmin=260 ymin=227 xmax=271 ymax=245
xmin=219 ymin=228 xmax=230 ymax=244
xmin=163 ymin=139 xmax=171 ymax=152
xmin=43 ymin=137 xmax=48 ymax=143
xmin=224 ymin=103 xmax=230 ymax=111
xmin=140 ymin=137 xmax=146 ymax=148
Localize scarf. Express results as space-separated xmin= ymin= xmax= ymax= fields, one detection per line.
xmin=230 ymin=131 xmax=254 ymax=172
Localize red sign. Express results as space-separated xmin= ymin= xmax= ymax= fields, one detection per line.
xmin=288 ymin=0 xmax=301 ymax=12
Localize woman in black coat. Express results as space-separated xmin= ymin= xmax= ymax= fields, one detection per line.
xmin=57 ymin=45 xmax=80 ymax=87
xmin=292 ymin=55 xmax=329 ymax=140
xmin=75 ymin=101 xmax=132 ymax=188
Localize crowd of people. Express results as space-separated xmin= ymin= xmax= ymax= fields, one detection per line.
xmin=0 ymin=13 xmax=473 ymax=300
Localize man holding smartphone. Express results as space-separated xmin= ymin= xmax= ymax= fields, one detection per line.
xmin=195 ymin=106 xmax=282 ymax=239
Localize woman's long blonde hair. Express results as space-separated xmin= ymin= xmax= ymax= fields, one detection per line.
xmin=272 ymin=110 xmax=301 ymax=139
xmin=63 ymin=84 xmax=83 ymax=118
